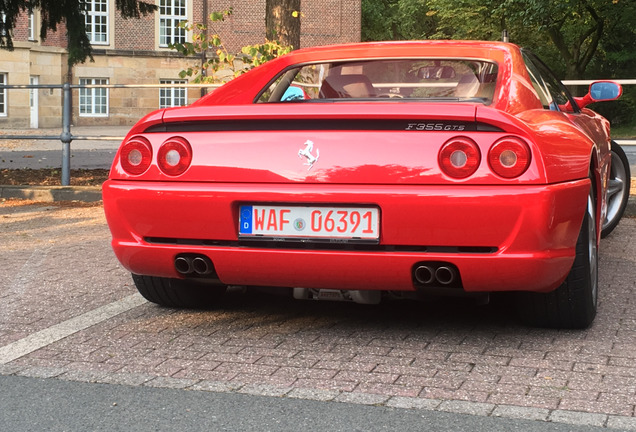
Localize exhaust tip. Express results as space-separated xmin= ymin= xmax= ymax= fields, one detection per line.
xmin=414 ymin=265 xmax=435 ymax=285
xmin=435 ymin=266 xmax=457 ymax=285
xmin=413 ymin=262 xmax=462 ymax=289
xmin=192 ymin=256 xmax=212 ymax=275
xmin=175 ymin=256 xmax=193 ymax=274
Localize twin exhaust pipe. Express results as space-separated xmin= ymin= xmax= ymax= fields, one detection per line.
xmin=413 ymin=263 xmax=459 ymax=287
xmin=175 ymin=255 xmax=459 ymax=288
xmin=175 ymin=254 xmax=216 ymax=277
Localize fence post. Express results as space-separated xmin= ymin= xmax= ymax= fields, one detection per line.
xmin=60 ymin=83 xmax=72 ymax=186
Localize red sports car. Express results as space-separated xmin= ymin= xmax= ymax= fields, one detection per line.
xmin=103 ymin=41 xmax=626 ymax=328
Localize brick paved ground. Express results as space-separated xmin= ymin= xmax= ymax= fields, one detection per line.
xmin=1 ymin=200 xmax=635 ymax=429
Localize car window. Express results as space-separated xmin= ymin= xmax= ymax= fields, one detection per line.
xmin=522 ymin=50 xmax=579 ymax=112
xmin=256 ymin=59 xmax=499 ymax=104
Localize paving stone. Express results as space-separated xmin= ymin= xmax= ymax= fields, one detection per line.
xmin=59 ymin=370 xmax=111 ymax=383
xmin=355 ymin=382 xmax=422 ymax=398
xmin=607 ymin=415 xmax=636 ymax=431
xmin=0 ymin=364 xmax=25 ymax=375
xmin=15 ymin=366 xmax=67 ymax=379
xmin=487 ymin=393 xmax=560 ymax=410
xmin=143 ymin=376 xmax=201 ymax=389
xmin=231 ymin=373 xmax=297 ymax=388
xmin=421 ymin=387 xmax=490 ymax=403
xmin=491 ymin=405 xmax=550 ymax=421
xmin=96 ymin=372 xmax=154 ymax=386
xmin=558 ymin=399 xmax=635 ymax=417
xmin=287 ymin=387 xmax=341 ymax=402
xmin=237 ymin=383 xmax=293 ymax=398
xmin=385 ymin=396 xmax=442 ymax=410
xmin=548 ymin=410 xmax=608 ymax=427
xmin=334 ymin=392 xmax=390 ymax=406
xmin=437 ymin=400 xmax=495 ymax=416
xmin=189 ymin=380 xmax=243 ymax=393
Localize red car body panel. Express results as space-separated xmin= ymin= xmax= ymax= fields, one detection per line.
xmin=103 ymin=179 xmax=588 ymax=293
xmin=103 ymin=40 xmax=614 ymax=296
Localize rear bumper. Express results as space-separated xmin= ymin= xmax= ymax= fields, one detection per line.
xmin=103 ymin=179 xmax=590 ymax=293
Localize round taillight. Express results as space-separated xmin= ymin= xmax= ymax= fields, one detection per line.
xmin=158 ymin=137 xmax=192 ymax=176
xmin=439 ymin=137 xmax=481 ymax=179
xmin=488 ymin=137 xmax=531 ymax=178
xmin=120 ymin=136 xmax=152 ymax=175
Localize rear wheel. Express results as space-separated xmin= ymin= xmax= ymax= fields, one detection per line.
xmin=516 ymin=179 xmax=598 ymax=328
xmin=601 ymin=141 xmax=631 ymax=238
xmin=132 ymin=274 xmax=227 ymax=308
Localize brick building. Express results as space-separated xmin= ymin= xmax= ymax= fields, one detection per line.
xmin=0 ymin=0 xmax=361 ymax=128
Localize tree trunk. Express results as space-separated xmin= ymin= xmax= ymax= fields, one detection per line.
xmin=265 ymin=0 xmax=301 ymax=49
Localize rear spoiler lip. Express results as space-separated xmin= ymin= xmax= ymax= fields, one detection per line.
xmin=142 ymin=103 xmax=495 ymax=133
xmin=143 ymin=118 xmax=503 ymax=133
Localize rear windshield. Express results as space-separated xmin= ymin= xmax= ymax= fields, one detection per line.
xmin=257 ymin=59 xmax=498 ymax=104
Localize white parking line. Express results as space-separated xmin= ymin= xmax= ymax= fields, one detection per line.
xmin=615 ymin=140 xmax=636 ymax=146
xmin=0 ymin=293 xmax=147 ymax=365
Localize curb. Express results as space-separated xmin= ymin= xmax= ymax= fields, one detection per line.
xmin=0 ymin=185 xmax=102 ymax=202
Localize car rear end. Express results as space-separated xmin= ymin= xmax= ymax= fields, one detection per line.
xmin=103 ymin=101 xmax=589 ymax=295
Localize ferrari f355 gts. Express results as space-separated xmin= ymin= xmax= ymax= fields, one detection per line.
xmin=103 ymin=40 xmax=626 ymax=328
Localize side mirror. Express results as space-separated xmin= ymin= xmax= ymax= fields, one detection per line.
xmin=281 ymin=85 xmax=307 ymax=101
xmin=589 ymin=81 xmax=622 ymax=102
xmin=572 ymin=81 xmax=622 ymax=110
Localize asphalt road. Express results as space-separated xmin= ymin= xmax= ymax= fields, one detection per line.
xmin=1 ymin=375 xmax=629 ymax=432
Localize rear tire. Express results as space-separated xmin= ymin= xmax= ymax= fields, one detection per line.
xmin=516 ymin=179 xmax=598 ymax=329
xmin=601 ymin=141 xmax=631 ymax=238
xmin=132 ymin=274 xmax=227 ymax=308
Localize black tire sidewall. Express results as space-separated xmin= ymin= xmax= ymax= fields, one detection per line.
xmin=601 ymin=141 xmax=631 ymax=238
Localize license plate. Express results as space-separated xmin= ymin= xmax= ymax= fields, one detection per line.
xmin=239 ymin=205 xmax=380 ymax=241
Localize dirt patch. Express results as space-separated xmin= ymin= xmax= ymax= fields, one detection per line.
xmin=0 ymin=168 xmax=109 ymax=186
xmin=0 ymin=198 xmax=103 ymax=209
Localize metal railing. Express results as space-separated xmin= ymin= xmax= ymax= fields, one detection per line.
xmin=0 ymin=83 xmax=221 ymax=185
xmin=0 ymin=80 xmax=634 ymax=185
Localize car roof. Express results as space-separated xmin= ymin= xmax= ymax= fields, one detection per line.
xmin=282 ymin=40 xmax=518 ymax=64
xmin=190 ymin=40 xmax=539 ymax=115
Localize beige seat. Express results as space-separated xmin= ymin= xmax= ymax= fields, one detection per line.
xmin=319 ymin=74 xmax=376 ymax=98
xmin=454 ymin=74 xmax=481 ymax=98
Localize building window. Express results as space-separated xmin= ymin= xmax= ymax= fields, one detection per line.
xmin=0 ymin=73 xmax=6 ymax=116
xmin=159 ymin=80 xmax=187 ymax=108
xmin=79 ymin=78 xmax=108 ymax=116
xmin=84 ymin=0 xmax=108 ymax=44
xmin=28 ymin=12 xmax=35 ymax=40
xmin=159 ymin=0 xmax=187 ymax=47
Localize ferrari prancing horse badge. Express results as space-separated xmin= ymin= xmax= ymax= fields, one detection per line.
xmin=298 ymin=140 xmax=319 ymax=170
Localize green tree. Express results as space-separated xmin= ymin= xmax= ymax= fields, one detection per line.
xmin=427 ymin=0 xmax=631 ymax=79
xmin=0 ymin=0 xmax=156 ymax=66
xmin=362 ymin=0 xmax=437 ymax=41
